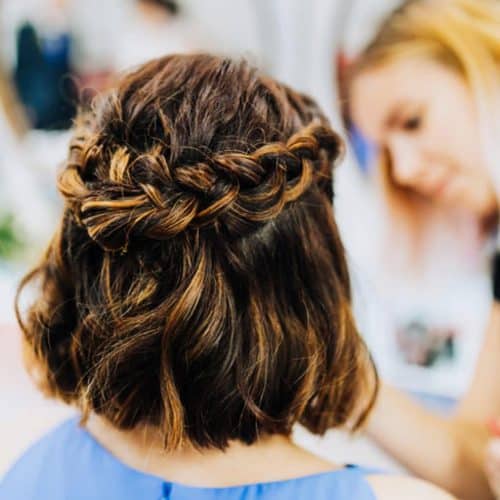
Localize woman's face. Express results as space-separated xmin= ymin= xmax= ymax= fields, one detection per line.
xmin=350 ymin=57 xmax=498 ymax=218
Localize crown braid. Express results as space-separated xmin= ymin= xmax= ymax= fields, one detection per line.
xmin=59 ymin=121 xmax=344 ymax=251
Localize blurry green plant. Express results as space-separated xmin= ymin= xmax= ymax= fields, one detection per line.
xmin=0 ymin=213 xmax=23 ymax=260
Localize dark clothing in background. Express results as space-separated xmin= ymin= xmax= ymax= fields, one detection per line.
xmin=14 ymin=22 xmax=76 ymax=130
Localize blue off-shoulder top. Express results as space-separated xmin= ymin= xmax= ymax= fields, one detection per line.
xmin=1 ymin=418 xmax=377 ymax=500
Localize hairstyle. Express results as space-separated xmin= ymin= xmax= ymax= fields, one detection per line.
xmin=345 ymin=0 xmax=500 ymax=258
xmin=16 ymin=54 xmax=377 ymax=450
xmin=350 ymin=0 xmax=500 ymax=125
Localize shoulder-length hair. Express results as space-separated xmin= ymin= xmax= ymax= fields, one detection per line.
xmin=17 ymin=54 xmax=377 ymax=450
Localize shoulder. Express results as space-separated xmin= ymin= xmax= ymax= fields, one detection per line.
xmin=2 ymin=416 xmax=82 ymax=476
xmin=366 ymin=474 xmax=456 ymax=500
xmin=1 ymin=417 xmax=82 ymax=497
xmin=0 ymin=416 xmax=163 ymax=500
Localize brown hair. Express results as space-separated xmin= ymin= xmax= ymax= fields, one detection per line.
xmin=16 ymin=54 xmax=377 ymax=450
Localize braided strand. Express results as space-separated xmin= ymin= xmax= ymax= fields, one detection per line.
xmin=58 ymin=123 xmax=344 ymax=251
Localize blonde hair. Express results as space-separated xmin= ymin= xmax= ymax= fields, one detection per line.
xmin=348 ymin=0 xmax=500 ymax=259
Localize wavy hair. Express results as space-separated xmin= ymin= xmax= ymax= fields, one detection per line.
xmin=17 ymin=54 xmax=377 ymax=450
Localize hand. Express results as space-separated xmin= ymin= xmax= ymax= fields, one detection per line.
xmin=485 ymin=438 xmax=500 ymax=498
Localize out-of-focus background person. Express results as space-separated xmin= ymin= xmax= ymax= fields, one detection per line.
xmin=339 ymin=0 xmax=492 ymax=406
xmin=341 ymin=0 xmax=500 ymax=497
xmin=1 ymin=0 xmax=499 ymax=498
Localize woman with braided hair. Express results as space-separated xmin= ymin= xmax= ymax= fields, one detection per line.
xmin=1 ymin=54 xmax=451 ymax=500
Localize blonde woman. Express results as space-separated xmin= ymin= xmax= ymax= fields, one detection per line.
xmin=346 ymin=0 xmax=500 ymax=498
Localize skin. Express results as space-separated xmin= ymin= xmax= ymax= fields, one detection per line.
xmin=87 ymin=414 xmax=455 ymax=499
xmin=350 ymin=56 xmax=500 ymax=498
xmin=365 ymin=306 xmax=500 ymax=499
xmin=486 ymin=438 xmax=500 ymax=496
xmin=350 ymin=56 xmax=498 ymax=220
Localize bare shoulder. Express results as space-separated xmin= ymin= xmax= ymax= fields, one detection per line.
xmin=366 ymin=474 xmax=457 ymax=500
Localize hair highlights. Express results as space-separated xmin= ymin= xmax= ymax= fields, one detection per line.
xmin=17 ymin=54 xmax=377 ymax=450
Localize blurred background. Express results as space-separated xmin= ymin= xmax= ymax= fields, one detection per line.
xmin=0 ymin=0 xmax=488 ymax=476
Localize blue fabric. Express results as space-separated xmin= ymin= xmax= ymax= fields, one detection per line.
xmin=1 ymin=418 xmax=377 ymax=500
xmin=348 ymin=122 xmax=378 ymax=174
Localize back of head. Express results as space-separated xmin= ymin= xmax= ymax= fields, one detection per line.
xmin=17 ymin=54 xmax=377 ymax=450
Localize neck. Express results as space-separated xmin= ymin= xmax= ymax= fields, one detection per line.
xmin=85 ymin=414 xmax=339 ymax=487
